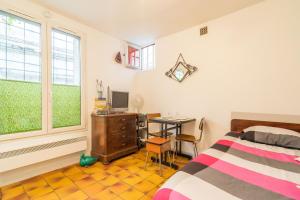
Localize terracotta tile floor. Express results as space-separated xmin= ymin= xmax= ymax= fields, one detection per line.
xmin=0 ymin=149 xmax=189 ymax=200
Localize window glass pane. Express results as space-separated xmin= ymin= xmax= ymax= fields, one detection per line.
xmin=142 ymin=48 xmax=147 ymax=70
xmin=141 ymin=44 xmax=155 ymax=70
xmin=52 ymin=29 xmax=81 ymax=128
xmin=0 ymin=10 xmax=42 ymax=135
xmin=148 ymin=46 xmax=154 ymax=67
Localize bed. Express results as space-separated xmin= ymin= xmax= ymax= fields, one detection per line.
xmin=153 ymin=119 xmax=300 ymax=200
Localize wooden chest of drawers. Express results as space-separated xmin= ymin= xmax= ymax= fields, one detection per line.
xmin=91 ymin=113 xmax=138 ymax=164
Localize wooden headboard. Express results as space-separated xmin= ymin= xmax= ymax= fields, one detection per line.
xmin=231 ymin=119 xmax=300 ymax=133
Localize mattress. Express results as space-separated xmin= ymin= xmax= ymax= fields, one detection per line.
xmin=153 ymin=132 xmax=300 ymax=200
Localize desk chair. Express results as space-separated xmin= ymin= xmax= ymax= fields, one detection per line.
xmin=144 ymin=137 xmax=172 ymax=176
xmin=146 ymin=113 xmax=173 ymax=138
xmin=173 ymin=118 xmax=205 ymax=159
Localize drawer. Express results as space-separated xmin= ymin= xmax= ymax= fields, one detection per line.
xmin=109 ymin=130 xmax=135 ymax=142
xmin=108 ymin=123 xmax=136 ymax=135
xmin=108 ymin=115 xmax=136 ymax=125
xmin=108 ymin=136 xmax=136 ymax=153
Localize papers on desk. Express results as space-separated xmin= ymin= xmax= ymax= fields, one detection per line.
xmin=157 ymin=117 xmax=193 ymax=122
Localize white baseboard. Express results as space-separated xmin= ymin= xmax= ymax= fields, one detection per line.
xmin=0 ymin=152 xmax=83 ymax=187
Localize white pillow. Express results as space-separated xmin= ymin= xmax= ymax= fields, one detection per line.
xmin=244 ymin=126 xmax=300 ymax=137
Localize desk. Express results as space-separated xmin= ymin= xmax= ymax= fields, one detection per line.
xmin=148 ymin=117 xmax=196 ymax=169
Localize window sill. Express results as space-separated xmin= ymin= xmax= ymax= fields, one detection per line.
xmin=0 ymin=128 xmax=88 ymax=142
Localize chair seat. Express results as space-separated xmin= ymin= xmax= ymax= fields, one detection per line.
xmin=176 ymin=134 xmax=196 ymax=143
xmin=148 ymin=131 xmax=173 ymax=137
xmin=146 ymin=137 xmax=170 ymax=145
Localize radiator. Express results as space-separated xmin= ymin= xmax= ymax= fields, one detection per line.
xmin=0 ymin=132 xmax=87 ymax=173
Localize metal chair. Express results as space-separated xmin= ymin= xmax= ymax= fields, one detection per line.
xmin=144 ymin=137 xmax=172 ymax=176
xmin=173 ymin=118 xmax=205 ymax=159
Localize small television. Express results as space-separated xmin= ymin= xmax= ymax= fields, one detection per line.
xmin=111 ymin=91 xmax=129 ymax=112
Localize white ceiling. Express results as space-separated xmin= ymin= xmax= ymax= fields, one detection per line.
xmin=32 ymin=0 xmax=263 ymax=46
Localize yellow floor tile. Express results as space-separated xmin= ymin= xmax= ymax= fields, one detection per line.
xmin=147 ymin=186 xmax=159 ymax=197
xmin=23 ymin=178 xmax=48 ymax=191
xmin=146 ymin=174 xmax=165 ymax=185
xmin=75 ymin=176 xmax=96 ymax=189
xmin=125 ymin=166 xmax=141 ymax=173
xmin=135 ymin=161 xmax=146 ymax=168
xmin=109 ymin=182 xmax=131 ymax=194
xmin=25 ymin=185 xmax=53 ymax=198
xmin=106 ymin=166 xmax=123 ymax=175
xmin=82 ymin=182 xmax=107 ymax=196
xmin=1 ymin=182 xmax=22 ymax=191
xmin=112 ymin=196 xmax=123 ymax=200
xmin=68 ymin=172 xmax=90 ymax=182
xmin=133 ymin=169 xmax=152 ymax=179
xmin=100 ymin=176 xmax=119 ymax=187
xmin=134 ymin=180 xmax=156 ymax=193
xmin=119 ymin=188 xmax=144 ymax=200
xmin=93 ymin=161 xmax=105 ymax=168
xmin=2 ymin=185 xmax=25 ymax=200
xmin=62 ymin=190 xmax=88 ymax=200
xmin=114 ymin=170 xmax=131 ymax=179
xmin=43 ymin=171 xmax=64 ymax=181
xmin=122 ymin=174 xmax=143 ymax=186
xmin=62 ymin=166 xmax=82 ymax=176
xmin=2 ymin=193 xmax=29 ymax=200
xmin=32 ymin=192 xmax=59 ymax=200
xmin=55 ymin=185 xmax=80 ymax=199
xmin=91 ymin=171 xmax=110 ymax=181
xmin=92 ymin=188 xmax=118 ymax=200
xmin=82 ymin=166 xmax=103 ymax=174
xmin=47 ymin=177 xmax=74 ymax=189
xmin=139 ymin=195 xmax=152 ymax=200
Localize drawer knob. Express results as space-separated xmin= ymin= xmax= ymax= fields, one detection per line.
xmin=121 ymin=126 xmax=126 ymax=130
xmin=121 ymin=143 xmax=127 ymax=146
xmin=121 ymin=118 xmax=126 ymax=121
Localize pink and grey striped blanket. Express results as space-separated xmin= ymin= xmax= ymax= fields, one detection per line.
xmin=154 ymin=132 xmax=300 ymax=200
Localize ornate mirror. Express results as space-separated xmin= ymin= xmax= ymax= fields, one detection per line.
xmin=165 ymin=53 xmax=198 ymax=83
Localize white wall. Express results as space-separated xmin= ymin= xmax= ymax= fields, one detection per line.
xmin=132 ymin=0 xmax=300 ymax=154
xmin=0 ymin=0 xmax=136 ymax=184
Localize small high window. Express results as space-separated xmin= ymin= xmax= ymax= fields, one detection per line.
xmin=141 ymin=44 xmax=155 ymax=70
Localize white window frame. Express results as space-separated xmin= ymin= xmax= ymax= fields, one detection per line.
xmin=47 ymin=23 xmax=86 ymax=134
xmin=125 ymin=43 xmax=141 ymax=69
xmin=141 ymin=44 xmax=155 ymax=71
xmin=0 ymin=6 xmax=86 ymax=141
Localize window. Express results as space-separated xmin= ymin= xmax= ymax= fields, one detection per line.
xmin=0 ymin=10 xmax=42 ymax=134
xmin=127 ymin=45 xmax=140 ymax=69
xmin=0 ymin=9 xmax=85 ymax=138
xmin=141 ymin=44 xmax=155 ymax=70
xmin=51 ymin=29 xmax=81 ymax=128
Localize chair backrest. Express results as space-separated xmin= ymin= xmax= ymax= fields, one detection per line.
xmin=195 ymin=118 xmax=205 ymax=141
xmin=146 ymin=113 xmax=161 ymax=122
xmin=146 ymin=113 xmax=161 ymax=135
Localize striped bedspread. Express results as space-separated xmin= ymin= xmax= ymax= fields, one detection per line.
xmin=154 ymin=132 xmax=300 ymax=200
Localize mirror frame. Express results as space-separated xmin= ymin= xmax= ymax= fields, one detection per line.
xmin=165 ymin=53 xmax=198 ymax=83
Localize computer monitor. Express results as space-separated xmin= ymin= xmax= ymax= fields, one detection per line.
xmin=111 ymin=91 xmax=129 ymax=112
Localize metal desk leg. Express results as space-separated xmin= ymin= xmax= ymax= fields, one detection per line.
xmin=179 ymin=124 xmax=182 ymax=154
xmin=175 ymin=124 xmax=179 ymax=154
xmin=177 ymin=124 xmax=193 ymax=160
